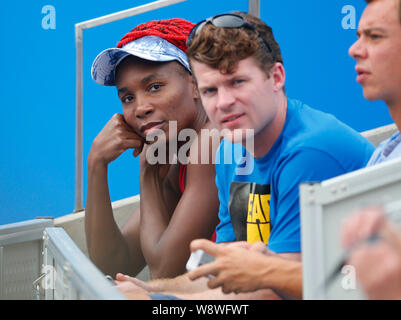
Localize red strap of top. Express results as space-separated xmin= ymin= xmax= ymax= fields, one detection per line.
xmin=178 ymin=164 xmax=187 ymax=194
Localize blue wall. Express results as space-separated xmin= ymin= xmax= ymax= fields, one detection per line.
xmin=0 ymin=0 xmax=393 ymax=224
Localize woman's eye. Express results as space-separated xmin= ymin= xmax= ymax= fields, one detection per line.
xmin=149 ymin=84 xmax=163 ymax=92
xmin=122 ymin=95 xmax=134 ymax=104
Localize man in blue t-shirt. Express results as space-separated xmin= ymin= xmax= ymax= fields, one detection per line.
xmin=183 ymin=12 xmax=373 ymax=299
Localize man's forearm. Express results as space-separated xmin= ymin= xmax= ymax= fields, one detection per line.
xmin=261 ymin=258 xmax=303 ymax=299
xmin=144 ymin=274 xmax=282 ymax=300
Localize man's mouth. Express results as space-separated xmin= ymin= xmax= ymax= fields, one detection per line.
xmin=355 ymin=67 xmax=371 ymax=83
xmin=221 ymin=113 xmax=245 ymax=124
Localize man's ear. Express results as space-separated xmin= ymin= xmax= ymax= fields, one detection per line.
xmin=270 ymin=62 xmax=286 ymax=92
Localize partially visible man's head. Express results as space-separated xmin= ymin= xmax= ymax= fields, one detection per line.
xmin=349 ymin=0 xmax=401 ymax=105
xmin=365 ymin=0 xmax=401 ymax=23
xmin=186 ymin=12 xmax=283 ymax=78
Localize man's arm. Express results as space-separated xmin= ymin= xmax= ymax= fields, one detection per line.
xmin=116 ymin=241 xmax=298 ymax=300
xmin=187 ymin=240 xmax=302 ymax=299
xmin=116 ymin=270 xmax=283 ymax=300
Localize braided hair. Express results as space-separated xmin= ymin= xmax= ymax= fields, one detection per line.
xmin=117 ymin=18 xmax=195 ymax=53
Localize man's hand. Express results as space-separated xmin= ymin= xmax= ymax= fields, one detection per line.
xmin=187 ymin=239 xmax=274 ymax=294
xmin=89 ymin=113 xmax=144 ymax=167
xmin=226 ymin=241 xmax=274 ymax=255
xmin=341 ymin=207 xmax=401 ymax=300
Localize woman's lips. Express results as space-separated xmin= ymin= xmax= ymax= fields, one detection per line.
xmin=141 ymin=121 xmax=165 ymax=135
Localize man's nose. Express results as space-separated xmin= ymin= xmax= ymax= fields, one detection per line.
xmin=349 ymin=38 xmax=367 ymax=60
xmin=216 ymin=87 xmax=236 ymax=111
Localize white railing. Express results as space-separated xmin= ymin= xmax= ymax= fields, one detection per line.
xmin=42 ymin=227 xmax=126 ymax=300
xmin=301 ymin=156 xmax=401 ymax=299
xmin=0 ymin=219 xmax=54 ymax=299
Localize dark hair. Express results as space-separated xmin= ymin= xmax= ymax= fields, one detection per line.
xmin=365 ymin=0 xmax=401 ymax=23
xmin=187 ymin=12 xmax=283 ymax=77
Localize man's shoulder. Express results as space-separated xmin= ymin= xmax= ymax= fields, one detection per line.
xmin=284 ymin=98 xmax=373 ymax=156
xmin=287 ymin=98 xmax=356 ymax=138
xmin=275 ymin=98 xmax=374 ymax=173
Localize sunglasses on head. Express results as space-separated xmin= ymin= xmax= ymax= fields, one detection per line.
xmin=186 ymin=13 xmax=272 ymax=53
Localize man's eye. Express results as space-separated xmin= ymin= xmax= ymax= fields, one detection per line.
xmin=370 ymin=34 xmax=382 ymax=40
xmin=234 ymin=79 xmax=245 ymax=85
xmin=202 ymin=88 xmax=217 ymax=96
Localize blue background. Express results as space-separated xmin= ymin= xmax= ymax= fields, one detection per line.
xmin=0 ymin=0 xmax=393 ymax=224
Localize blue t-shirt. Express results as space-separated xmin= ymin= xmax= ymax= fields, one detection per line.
xmin=215 ymin=98 xmax=375 ymax=253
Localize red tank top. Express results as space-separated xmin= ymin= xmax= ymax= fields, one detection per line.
xmin=178 ymin=164 xmax=217 ymax=242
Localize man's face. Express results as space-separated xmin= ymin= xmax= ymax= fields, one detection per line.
xmin=349 ymin=0 xmax=401 ymax=104
xmin=192 ymin=57 xmax=281 ymax=144
xmin=115 ymin=57 xmax=198 ymax=142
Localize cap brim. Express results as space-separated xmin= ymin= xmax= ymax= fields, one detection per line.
xmin=91 ymin=36 xmax=191 ymax=86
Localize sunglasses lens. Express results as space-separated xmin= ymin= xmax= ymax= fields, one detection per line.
xmin=213 ymin=15 xmax=244 ymax=28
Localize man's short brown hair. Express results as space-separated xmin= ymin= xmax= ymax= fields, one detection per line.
xmin=186 ymin=12 xmax=283 ymax=77
xmin=365 ymin=0 xmax=401 ymax=23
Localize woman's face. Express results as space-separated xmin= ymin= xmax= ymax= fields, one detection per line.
xmin=115 ymin=56 xmax=200 ymax=143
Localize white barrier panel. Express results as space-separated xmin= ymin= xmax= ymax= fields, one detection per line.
xmin=300 ymin=157 xmax=401 ymax=300
xmin=42 ymin=228 xmax=126 ymax=300
xmin=361 ymin=123 xmax=397 ymax=147
xmin=0 ymin=219 xmax=54 ymax=300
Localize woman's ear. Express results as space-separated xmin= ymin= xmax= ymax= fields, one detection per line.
xmin=190 ymin=74 xmax=200 ymax=99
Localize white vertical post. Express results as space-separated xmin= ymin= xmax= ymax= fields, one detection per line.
xmin=249 ymin=0 xmax=260 ymax=17
xmin=75 ymin=26 xmax=83 ymax=212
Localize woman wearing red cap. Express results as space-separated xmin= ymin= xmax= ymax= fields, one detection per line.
xmin=85 ymin=19 xmax=219 ymax=279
